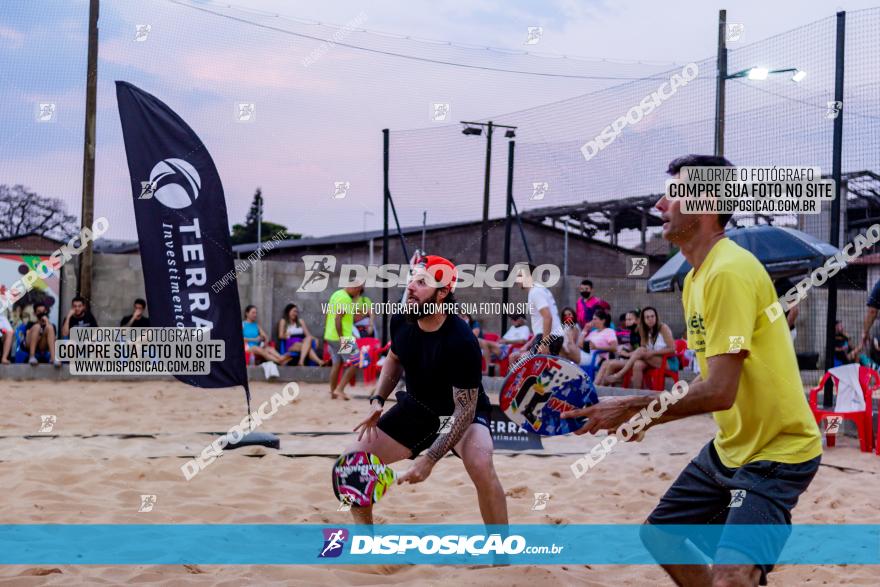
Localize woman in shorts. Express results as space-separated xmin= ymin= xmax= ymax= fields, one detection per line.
xmin=243 ymin=305 xmax=291 ymax=365
xmin=277 ymin=303 xmax=326 ymax=366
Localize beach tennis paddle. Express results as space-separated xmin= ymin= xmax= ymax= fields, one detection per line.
xmin=500 ymin=355 xmax=599 ymax=436
xmin=332 ymin=451 xmax=396 ymax=507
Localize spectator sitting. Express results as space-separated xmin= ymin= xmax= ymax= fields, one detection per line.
xmin=478 ymin=314 xmax=531 ymax=371
xmin=61 ymin=296 xmax=98 ymax=338
xmin=604 ymin=305 xmax=674 ymax=388
xmin=277 ymin=303 xmax=326 ymax=367
xmin=242 ymin=305 xmax=291 ymax=366
xmin=562 ymin=309 xmax=617 ymax=369
xmin=834 ymin=320 xmax=856 ymax=366
xmin=575 ymin=279 xmax=611 ymax=329
xmin=596 ymin=310 xmax=641 ymax=385
xmin=120 ymin=298 xmax=151 ymax=328
xmin=1 ymin=313 xmax=13 ymax=364
xmin=352 ymin=285 xmax=375 ymax=338
xmin=616 ymin=310 xmax=641 ymax=352
xmin=26 ymin=302 xmax=60 ymax=366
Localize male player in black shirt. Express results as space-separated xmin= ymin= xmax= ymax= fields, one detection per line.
xmin=343 ymin=254 xmax=508 ymax=525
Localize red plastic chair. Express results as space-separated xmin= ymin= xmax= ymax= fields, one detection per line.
xmin=809 ymin=366 xmax=879 ymax=452
xmin=336 ymin=337 xmax=389 ymax=388
xmin=244 ymin=341 xmax=276 ymax=366
xmin=482 ymin=332 xmax=500 ymax=374
xmin=623 ymin=339 xmax=687 ymax=391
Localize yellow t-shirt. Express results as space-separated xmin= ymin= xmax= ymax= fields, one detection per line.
xmin=324 ymin=289 xmax=353 ymax=341
xmin=683 ymin=238 xmax=822 ymax=468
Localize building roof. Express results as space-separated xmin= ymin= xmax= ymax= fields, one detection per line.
xmin=231 ymin=216 xmax=660 ymax=258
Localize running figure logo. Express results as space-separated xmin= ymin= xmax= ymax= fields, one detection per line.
xmin=824 ymin=416 xmax=842 ymax=435
xmin=826 ymin=101 xmax=843 ymax=120
xmin=531 ymin=492 xmax=550 ymax=511
xmin=138 ymin=494 xmax=157 ymax=512
xmin=431 ymin=103 xmax=450 ymax=122
xmin=628 ymin=257 xmax=648 ymax=277
xmin=332 ymin=181 xmax=351 ymax=199
xmin=236 ymin=102 xmax=256 ymax=122
xmin=338 ymin=336 xmax=357 ymax=356
xmin=727 ymin=335 xmax=744 ymax=353
xmin=36 ymin=103 xmax=56 ymax=122
xmin=298 ymin=255 xmax=336 ymax=292
xmin=725 ymin=23 xmax=744 ymax=42
xmin=524 ymin=26 xmax=543 ymax=45
xmin=319 ymin=528 xmax=349 ymax=558
xmin=728 ymin=489 xmax=747 ymax=508
xmin=438 ymin=416 xmax=455 ymax=434
xmin=134 ymin=24 xmax=151 ymax=41
xmin=39 ymin=415 xmax=56 ymax=433
xmin=530 ymin=182 xmax=550 ymax=201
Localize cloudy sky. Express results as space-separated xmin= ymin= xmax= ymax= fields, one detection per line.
xmin=2 ymin=0 xmax=877 ymax=242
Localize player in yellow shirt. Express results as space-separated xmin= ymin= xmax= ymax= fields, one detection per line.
xmin=564 ymin=155 xmax=822 ymax=586
xmin=324 ymin=285 xmax=361 ymax=400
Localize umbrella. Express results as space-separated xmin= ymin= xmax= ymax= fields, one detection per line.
xmin=647 ymin=225 xmax=840 ymax=293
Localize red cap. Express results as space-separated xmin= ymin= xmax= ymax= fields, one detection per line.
xmin=416 ymin=254 xmax=457 ymax=292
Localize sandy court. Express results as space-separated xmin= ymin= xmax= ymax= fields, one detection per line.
xmin=1 ymin=377 xmax=879 ymax=585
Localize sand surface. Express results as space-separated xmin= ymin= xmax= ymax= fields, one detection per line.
xmin=1 ymin=378 xmax=878 ymax=585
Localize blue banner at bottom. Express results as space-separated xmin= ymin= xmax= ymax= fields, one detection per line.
xmin=1 ymin=525 xmax=878 ymax=565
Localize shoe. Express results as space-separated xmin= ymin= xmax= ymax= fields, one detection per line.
xmin=29 ymin=356 xmax=38 ymax=366
xmin=53 ymin=360 xmax=62 ymax=368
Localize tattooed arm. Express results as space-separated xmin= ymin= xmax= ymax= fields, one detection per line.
xmin=426 ymin=386 xmax=478 ymax=463
xmin=397 ymin=386 xmax=478 ymax=485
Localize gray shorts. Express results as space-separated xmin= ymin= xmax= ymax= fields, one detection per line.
xmin=644 ymin=441 xmax=820 ymax=584
xmin=326 ymin=341 xmax=341 ymax=365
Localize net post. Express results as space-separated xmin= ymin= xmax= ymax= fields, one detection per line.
xmin=823 ymin=11 xmax=846 ymax=408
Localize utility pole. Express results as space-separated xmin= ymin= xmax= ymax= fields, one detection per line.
xmin=461 ymin=121 xmax=516 ymax=266
xmin=480 ymin=121 xmax=493 ymax=265
xmin=714 ymin=9 xmax=727 ymax=157
xmin=78 ymin=0 xmax=99 ymax=302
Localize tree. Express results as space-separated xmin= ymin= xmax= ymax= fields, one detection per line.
xmin=230 ymin=188 xmax=300 ymax=245
xmin=0 ymin=185 xmax=79 ymax=241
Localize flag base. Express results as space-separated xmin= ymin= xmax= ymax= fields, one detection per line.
xmin=222 ymin=431 xmax=280 ymax=450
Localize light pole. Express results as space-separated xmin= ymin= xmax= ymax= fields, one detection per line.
xmin=714 ymin=11 xmax=805 ymax=156
xmin=461 ymin=120 xmax=517 ymax=265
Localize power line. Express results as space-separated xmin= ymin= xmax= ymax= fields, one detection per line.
xmin=203 ymin=0 xmax=687 ymax=67
xmin=164 ymin=0 xmax=683 ymax=81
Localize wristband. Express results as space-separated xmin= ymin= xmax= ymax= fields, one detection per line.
xmin=368 ymin=395 xmax=385 ymax=407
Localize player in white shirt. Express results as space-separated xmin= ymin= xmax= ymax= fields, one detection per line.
xmin=516 ymin=263 xmax=565 ymax=356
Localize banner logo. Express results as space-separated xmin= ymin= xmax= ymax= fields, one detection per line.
xmin=143 ymin=158 xmax=201 ymax=209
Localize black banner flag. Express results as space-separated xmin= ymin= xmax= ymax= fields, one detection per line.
xmin=115 ymin=81 xmax=249 ymax=397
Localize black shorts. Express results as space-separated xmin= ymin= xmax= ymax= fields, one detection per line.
xmin=528 ymin=333 xmax=564 ymax=356
xmin=644 ymin=441 xmax=820 ymax=585
xmin=377 ymin=391 xmax=491 ymax=459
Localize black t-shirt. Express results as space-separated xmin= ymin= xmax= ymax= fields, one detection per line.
xmin=390 ymin=313 xmax=491 ymax=417
xmin=69 ymin=312 xmax=99 ymax=328
xmin=120 ymin=315 xmax=151 ymax=327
